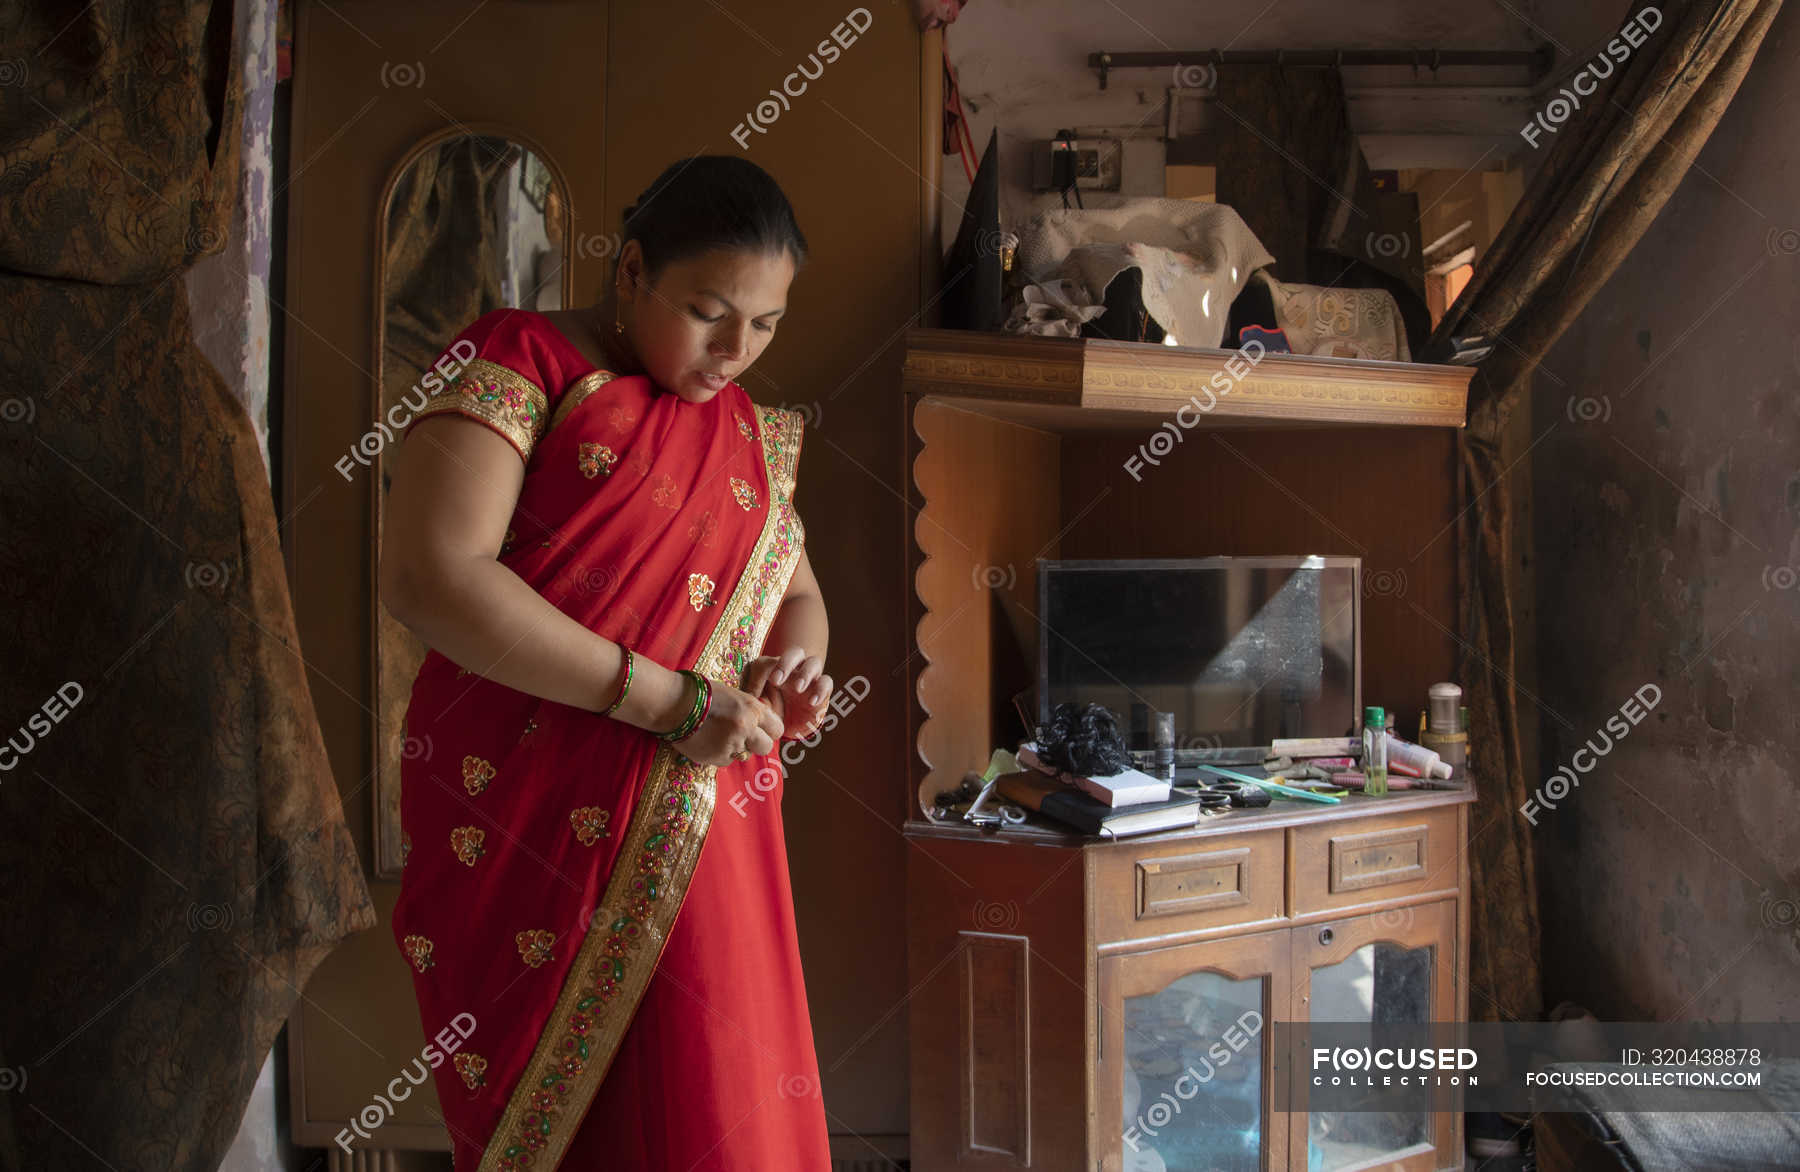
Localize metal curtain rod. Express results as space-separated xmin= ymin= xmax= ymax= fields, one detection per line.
xmin=1087 ymin=45 xmax=1555 ymax=89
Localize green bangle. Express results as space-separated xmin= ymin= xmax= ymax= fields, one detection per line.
xmin=669 ymin=673 xmax=708 ymax=742
xmin=657 ymin=670 xmax=710 ymax=742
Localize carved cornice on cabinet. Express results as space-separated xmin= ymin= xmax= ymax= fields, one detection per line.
xmin=901 ymin=328 xmax=1472 ymax=429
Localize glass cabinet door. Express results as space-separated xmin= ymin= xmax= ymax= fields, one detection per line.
xmin=1098 ymin=929 xmax=1291 ymax=1172
xmin=1290 ymin=900 xmax=1458 ymax=1172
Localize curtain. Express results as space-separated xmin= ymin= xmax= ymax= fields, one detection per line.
xmin=1212 ymin=64 xmax=1434 ymax=356
xmin=0 ymin=2 xmax=376 ymax=1168
xmin=1420 ymin=0 xmax=1783 ymax=1022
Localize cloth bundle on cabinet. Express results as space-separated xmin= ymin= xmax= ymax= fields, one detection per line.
xmin=1007 ymin=197 xmax=1275 ymax=347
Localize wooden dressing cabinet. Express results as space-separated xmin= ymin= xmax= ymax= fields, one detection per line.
xmin=899 ymin=328 xmax=1478 ymax=1171
xmin=907 ymin=791 xmax=1472 ymax=1171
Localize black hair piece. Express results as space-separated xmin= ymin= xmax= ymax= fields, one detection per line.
xmin=1033 ymin=702 xmax=1132 ymax=778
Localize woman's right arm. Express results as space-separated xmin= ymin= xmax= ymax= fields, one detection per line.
xmin=379 ymin=413 xmax=779 ymax=761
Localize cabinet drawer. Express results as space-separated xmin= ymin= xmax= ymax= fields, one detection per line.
xmin=1092 ymin=830 xmax=1284 ymax=945
xmin=1291 ymin=806 xmax=1459 ymax=915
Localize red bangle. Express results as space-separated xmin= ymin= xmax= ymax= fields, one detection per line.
xmin=601 ymin=647 xmax=635 ymax=716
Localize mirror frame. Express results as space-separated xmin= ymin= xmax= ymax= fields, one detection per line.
xmin=368 ymin=123 xmax=575 ymax=879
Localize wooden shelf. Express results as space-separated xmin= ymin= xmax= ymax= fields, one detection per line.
xmin=901 ymin=327 xmax=1472 ymax=431
xmin=900 ymin=326 xmax=1468 ymax=815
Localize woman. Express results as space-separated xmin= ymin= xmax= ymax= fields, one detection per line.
xmin=381 ymin=156 xmax=834 ymax=1171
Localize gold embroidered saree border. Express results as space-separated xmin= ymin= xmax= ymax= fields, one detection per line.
xmin=477 ymin=404 xmax=807 ymax=1172
xmin=411 ymin=358 xmax=549 ymax=463
xmin=755 ymin=404 xmax=802 ymax=502
xmin=711 ymin=407 xmax=806 ymax=681
xmin=546 ymin=368 xmax=619 ymax=434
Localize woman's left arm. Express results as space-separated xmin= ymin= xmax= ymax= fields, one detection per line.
xmin=742 ymin=549 xmax=831 ymax=733
xmin=761 ymin=548 xmax=827 ymax=674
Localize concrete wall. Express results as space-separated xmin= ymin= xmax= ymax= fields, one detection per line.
xmin=1529 ymin=4 xmax=1800 ymax=1020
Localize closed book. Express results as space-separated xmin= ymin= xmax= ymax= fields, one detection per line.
xmin=1015 ymin=744 xmax=1172 ymax=807
xmin=996 ymin=771 xmax=1201 ymax=838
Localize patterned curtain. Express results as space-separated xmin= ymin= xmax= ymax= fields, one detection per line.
xmin=0 ymin=2 xmax=375 ymax=1167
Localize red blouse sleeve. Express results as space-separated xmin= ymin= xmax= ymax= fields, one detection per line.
xmin=400 ymin=309 xmax=589 ymax=464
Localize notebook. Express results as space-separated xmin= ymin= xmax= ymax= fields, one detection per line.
xmin=996 ymin=771 xmax=1201 ymax=838
xmin=1016 ymin=744 xmax=1171 ymax=807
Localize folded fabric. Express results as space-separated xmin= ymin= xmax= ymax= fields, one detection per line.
xmin=1253 ymin=269 xmax=1410 ymax=361
xmin=1002 ymin=277 xmax=1107 ymax=337
xmin=1010 ymin=197 xmax=1275 ymax=348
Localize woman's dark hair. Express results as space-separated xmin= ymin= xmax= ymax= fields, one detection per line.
xmin=620 ymin=155 xmax=807 ymax=284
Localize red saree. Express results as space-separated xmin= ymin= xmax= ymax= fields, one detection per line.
xmin=389 ymin=309 xmax=830 ymax=1171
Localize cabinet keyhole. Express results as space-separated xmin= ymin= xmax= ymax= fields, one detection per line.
xmin=1318 ymin=927 xmax=1334 ymax=946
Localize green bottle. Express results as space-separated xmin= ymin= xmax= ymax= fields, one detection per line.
xmin=1362 ymin=706 xmax=1388 ymax=796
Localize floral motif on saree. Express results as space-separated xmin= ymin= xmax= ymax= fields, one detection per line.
xmin=568 ymin=806 xmax=611 ymax=846
xmin=457 ymin=1052 xmax=490 ymax=1091
xmin=516 ymin=930 xmax=557 ymax=968
xmin=688 ymin=509 xmax=718 ymax=547
xmin=462 ymin=754 xmax=497 ymax=796
xmin=402 ymin=934 xmax=435 ymax=972
xmin=450 ymin=826 xmax=486 ymax=866
xmin=576 ymin=441 xmax=615 ymax=480
xmin=730 ymin=475 xmax=758 ymax=511
xmin=687 ymin=571 xmax=717 ymax=612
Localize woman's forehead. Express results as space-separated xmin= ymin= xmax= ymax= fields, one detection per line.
xmin=667 ymin=249 xmax=794 ymax=312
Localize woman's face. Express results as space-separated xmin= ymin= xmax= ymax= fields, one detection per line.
xmin=619 ymin=243 xmax=796 ymax=404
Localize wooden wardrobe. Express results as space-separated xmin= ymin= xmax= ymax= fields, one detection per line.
xmin=282 ymin=2 xmax=928 ymax=1165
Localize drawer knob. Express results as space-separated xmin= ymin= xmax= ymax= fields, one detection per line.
xmin=1318 ymin=927 xmax=1334 ymax=946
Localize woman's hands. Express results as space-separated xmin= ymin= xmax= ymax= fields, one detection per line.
xmin=670 ymin=677 xmax=784 ymax=769
xmin=741 ymin=648 xmax=833 ymax=741
xmin=612 ymin=649 xmax=829 ymax=768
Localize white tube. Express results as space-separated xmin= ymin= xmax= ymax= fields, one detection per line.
xmin=1384 ymin=731 xmax=1453 ymax=779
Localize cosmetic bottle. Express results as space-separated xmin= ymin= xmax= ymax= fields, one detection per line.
xmin=1384 ymin=730 xmax=1453 ymax=779
xmin=1420 ymin=681 xmax=1468 ymax=772
xmin=1362 ymin=707 xmax=1388 ymax=796
xmin=1153 ymin=712 xmax=1175 ymax=780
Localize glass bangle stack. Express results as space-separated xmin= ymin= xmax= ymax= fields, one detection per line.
xmin=657 ymin=668 xmax=712 ymax=743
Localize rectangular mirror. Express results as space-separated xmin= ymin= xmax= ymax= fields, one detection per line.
xmin=1037 ymin=555 xmax=1360 ymax=764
